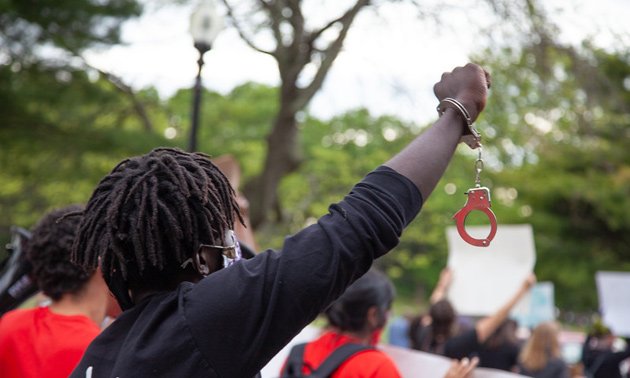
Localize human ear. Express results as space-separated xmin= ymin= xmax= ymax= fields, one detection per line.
xmin=367 ymin=306 xmax=380 ymax=329
xmin=193 ymin=252 xmax=211 ymax=276
xmin=194 ymin=247 xmax=223 ymax=276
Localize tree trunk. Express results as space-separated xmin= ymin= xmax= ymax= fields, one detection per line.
xmin=228 ymin=0 xmax=372 ymax=229
xmin=245 ymin=99 xmax=302 ymax=228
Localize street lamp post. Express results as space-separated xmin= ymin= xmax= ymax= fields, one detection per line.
xmin=188 ymin=1 xmax=223 ymax=152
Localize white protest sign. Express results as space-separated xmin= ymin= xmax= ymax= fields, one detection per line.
xmin=446 ymin=224 xmax=536 ymax=316
xmin=596 ymin=271 xmax=630 ymax=337
xmin=511 ymin=281 xmax=555 ymax=328
xmin=381 ymin=344 xmax=530 ymax=378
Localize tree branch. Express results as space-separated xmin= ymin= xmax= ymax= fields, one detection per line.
xmin=77 ymin=56 xmax=154 ymax=132
xmin=293 ymin=0 xmax=370 ymax=111
xmin=281 ymin=0 xmax=310 ymax=83
xmin=221 ymin=0 xmax=275 ymax=56
xmin=98 ymin=68 xmax=154 ymax=132
xmin=258 ymin=0 xmax=285 ymax=56
xmin=287 ymin=0 xmax=305 ymax=43
xmin=308 ymin=0 xmax=367 ymax=44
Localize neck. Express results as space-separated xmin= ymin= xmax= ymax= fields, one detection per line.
xmin=129 ymin=271 xmax=201 ymax=305
xmin=130 ymin=288 xmax=162 ymax=304
xmin=48 ymin=274 xmax=108 ymax=326
xmin=331 ymin=327 xmax=373 ymax=345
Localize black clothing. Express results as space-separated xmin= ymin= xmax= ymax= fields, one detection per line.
xmin=445 ymin=329 xmax=520 ymax=372
xmin=444 ymin=329 xmax=480 ymax=359
xmin=582 ymin=335 xmax=630 ymax=378
xmin=411 ymin=322 xmax=450 ymax=355
xmin=517 ymin=358 xmax=569 ymax=378
xmin=409 ymin=315 xmax=474 ymax=355
xmin=70 ymin=167 xmax=422 ymax=378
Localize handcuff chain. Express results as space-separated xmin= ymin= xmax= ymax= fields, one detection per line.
xmin=474 ymin=146 xmax=484 ymax=187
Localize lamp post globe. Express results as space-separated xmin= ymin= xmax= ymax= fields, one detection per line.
xmin=188 ymin=0 xmax=223 ymax=152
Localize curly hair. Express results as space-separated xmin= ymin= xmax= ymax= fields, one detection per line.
xmin=26 ymin=204 xmax=92 ymax=301
xmin=71 ymin=148 xmax=243 ymax=308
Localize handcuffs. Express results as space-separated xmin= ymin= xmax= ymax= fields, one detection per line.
xmin=438 ymin=98 xmax=498 ymax=247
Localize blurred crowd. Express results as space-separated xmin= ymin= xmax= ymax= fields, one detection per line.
xmin=387 ymin=268 xmax=630 ymax=378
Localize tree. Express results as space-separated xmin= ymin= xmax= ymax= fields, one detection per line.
xmin=213 ymin=0 xmax=629 ymax=310
xmin=217 ymin=0 xmax=586 ymax=228
xmin=220 ymin=0 xmax=378 ymax=227
xmin=470 ymin=2 xmax=630 ymax=310
xmin=0 ymin=0 xmax=148 ymax=133
xmin=0 ymin=0 xmax=151 ymax=247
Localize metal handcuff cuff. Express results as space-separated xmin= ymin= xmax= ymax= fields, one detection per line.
xmin=437 ymin=98 xmax=497 ymax=247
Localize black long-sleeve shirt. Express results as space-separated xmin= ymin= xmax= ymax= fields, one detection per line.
xmin=70 ymin=166 xmax=422 ymax=378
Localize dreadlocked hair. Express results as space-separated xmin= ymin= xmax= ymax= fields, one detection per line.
xmin=27 ymin=204 xmax=92 ymax=301
xmin=72 ymin=147 xmax=243 ymax=294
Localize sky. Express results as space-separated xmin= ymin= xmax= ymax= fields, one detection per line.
xmin=84 ymin=0 xmax=630 ymax=125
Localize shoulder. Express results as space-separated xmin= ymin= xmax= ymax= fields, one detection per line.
xmin=548 ymin=358 xmax=569 ymax=375
xmin=446 ymin=328 xmax=479 ymax=355
xmin=336 ymin=349 xmax=401 ymax=378
xmin=549 ymin=357 xmax=566 ymax=365
xmin=0 ymin=308 xmax=36 ymax=328
xmin=444 ymin=328 xmax=485 ymax=359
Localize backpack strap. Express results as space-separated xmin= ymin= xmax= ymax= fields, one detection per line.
xmin=309 ymin=343 xmax=374 ymax=378
xmin=282 ymin=342 xmax=373 ymax=378
xmin=281 ymin=343 xmax=308 ymax=378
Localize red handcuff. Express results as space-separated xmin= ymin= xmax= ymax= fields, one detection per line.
xmin=452 ymin=186 xmax=497 ymax=247
xmin=438 ymin=97 xmax=498 ymax=247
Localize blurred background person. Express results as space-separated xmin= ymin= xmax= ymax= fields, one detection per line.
xmin=409 ymin=267 xmax=463 ymax=353
xmin=516 ymin=321 xmax=569 ymax=378
xmin=281 ymin=269 xmax=478 ymax=378
xmin=0 ymin=205 xmax=115 ymax=378
xmin=474 ymin=318 xmax=521 ymax=372
xmin=410 ymin=268 xmax=535 ymax=372
xmin=581 ymin=320 xmax=630 ymax=378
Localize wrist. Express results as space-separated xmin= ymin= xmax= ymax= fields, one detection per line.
xmin=437 ymin=98 xmax=472 ymax=126
xmin=436 ymin=98 xmax=481 ymax=149
xmin=454 ymin=96 xmax=481 ymax=122
xmin=440 ymin=107 xmax=468 ymax=135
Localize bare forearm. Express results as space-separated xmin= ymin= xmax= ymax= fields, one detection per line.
xmin=430 ymin=285 xmax=448 ymax=304
xmin=384 ymin=109 xmax=463 ymax=200
xmin=430 ymin=268 xmax=453 ymax=304
xmin=476 ymin=285 xmax=529 ymax=343
xmin=386 ymin=63 xmax=489 ymax=200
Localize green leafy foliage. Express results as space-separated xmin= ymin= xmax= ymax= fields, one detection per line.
xmin=1 ymin=0 xmax=148 ymax=256
xmin=2 ymin=0 xmax=629 ymax=316
xmin=474 ymin=43 xmax=630 ymax=311
xmin=0 ymin=0 xmax=141 ymax=58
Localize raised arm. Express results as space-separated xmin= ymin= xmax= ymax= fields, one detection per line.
xmin=475 ymin=273 xmax=537 ymax=343
xmin=430 ymin=267 xmax=453 ymax=304
xmin=385 ymin=63 xmax=490 ymax=200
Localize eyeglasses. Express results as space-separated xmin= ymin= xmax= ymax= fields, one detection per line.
xmin=199 ymin=230 xmax=242 ymax=268
xmin=180 ymin=230 xmax=242 ymax=271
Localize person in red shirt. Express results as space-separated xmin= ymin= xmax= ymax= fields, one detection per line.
xmin=281 ymin=269 xmax=478 ymax=378
xmin=0 ymin=205 xmax=115 ymax=378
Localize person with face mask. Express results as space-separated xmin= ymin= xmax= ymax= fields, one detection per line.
xmin=69 ymin=63 xmax=490 ymax=378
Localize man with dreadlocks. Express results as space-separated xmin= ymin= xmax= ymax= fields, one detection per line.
xmin=70 ymin=63 xmax=491 ymax=378
xmin=0 ymin=205 xmax=114 ymax=378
